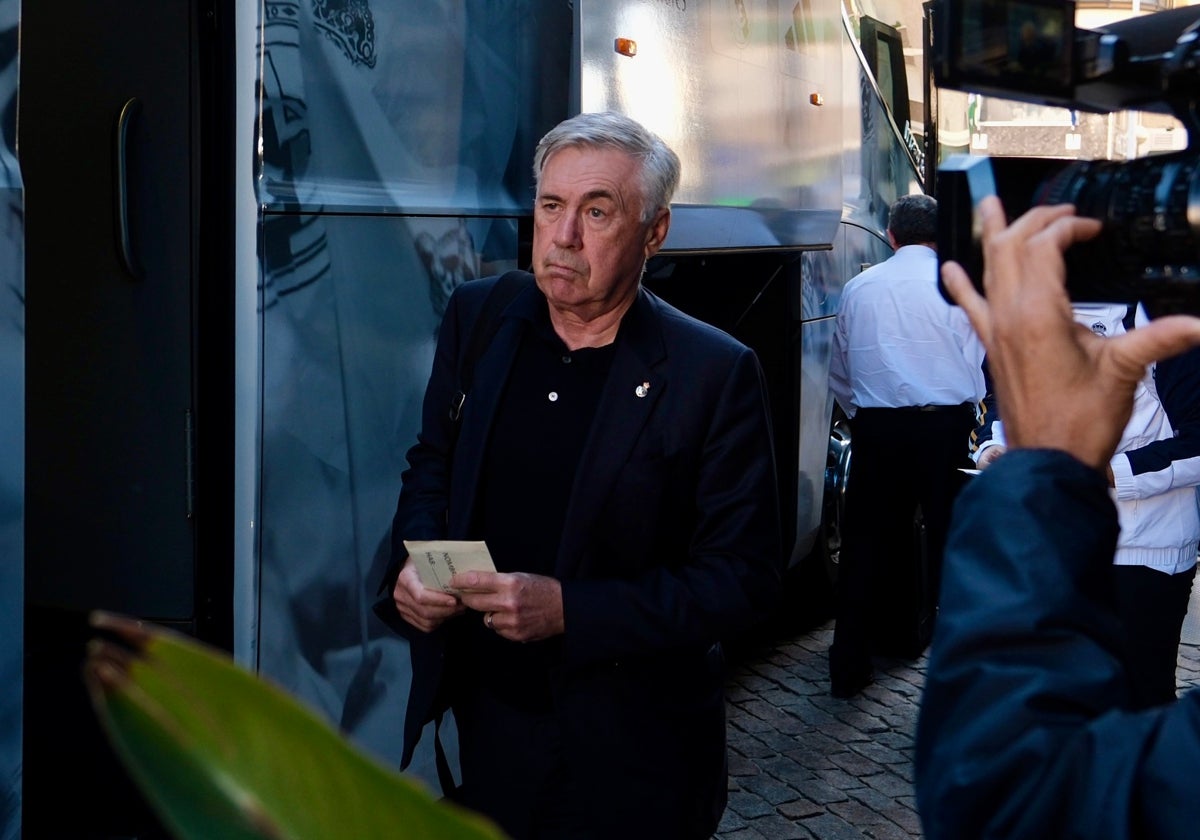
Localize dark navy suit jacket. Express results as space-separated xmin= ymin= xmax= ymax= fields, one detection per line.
xmin=917 ymin=449 xmax=1200 ymax=839
xmin=382 ymin=273 xmax=782 ymax=836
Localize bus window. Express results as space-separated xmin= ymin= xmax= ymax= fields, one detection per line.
xmin=844 ymin=0 xmax=928 ymax=185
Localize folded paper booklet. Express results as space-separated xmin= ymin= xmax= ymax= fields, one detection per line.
xmin=403 ymin=540 xmax=497 ymax=593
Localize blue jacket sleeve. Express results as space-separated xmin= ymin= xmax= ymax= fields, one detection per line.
xmin=916 ymin=449 xmax=1200 ymax=840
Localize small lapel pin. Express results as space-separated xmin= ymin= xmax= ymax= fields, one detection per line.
xmin=635 ymin=381 xmax=650 ymax=398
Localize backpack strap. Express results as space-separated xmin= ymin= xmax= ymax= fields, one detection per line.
xmin=448 ymin=270 xmax=531 ymax=424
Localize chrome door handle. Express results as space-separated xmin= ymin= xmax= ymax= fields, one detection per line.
xmin=115 ymin=97 xmax=142 ymax=280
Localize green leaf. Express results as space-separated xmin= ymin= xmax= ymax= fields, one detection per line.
xmin=84 ymin=612 xmax=507 ymax=840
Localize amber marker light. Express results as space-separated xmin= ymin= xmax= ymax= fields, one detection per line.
xmin=615 ymin=38 xmax=638 ymax=57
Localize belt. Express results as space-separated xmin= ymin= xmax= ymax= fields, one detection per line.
xmin=859 ymin=402 xmax=974 ymax=414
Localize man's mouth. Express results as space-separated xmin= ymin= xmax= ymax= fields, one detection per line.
xmin=544 ymin=259 xmax=584 ymax=277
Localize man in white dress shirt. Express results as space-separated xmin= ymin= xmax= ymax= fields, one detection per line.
xmin=827 ymin=194 xmax=985 ymax=697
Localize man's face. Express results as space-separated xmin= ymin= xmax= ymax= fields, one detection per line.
xmin=532 ymin=146 xmax=669 ymax=320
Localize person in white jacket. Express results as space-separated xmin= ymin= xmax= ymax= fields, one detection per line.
xmin=975 ymin=302 xmax=1200 ymax=707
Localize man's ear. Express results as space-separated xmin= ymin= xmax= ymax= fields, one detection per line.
xmin=886 ymin=229 xmax=898 ymax=250
xmin=644 ymin=208 xmax=671 ymax=259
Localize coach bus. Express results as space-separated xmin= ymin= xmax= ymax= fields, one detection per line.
xmin=3 ymin=0 xmax=929 ymax=834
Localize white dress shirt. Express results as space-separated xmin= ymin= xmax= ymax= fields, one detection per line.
xmin=829 ymin=244 xmax=985 ymax=417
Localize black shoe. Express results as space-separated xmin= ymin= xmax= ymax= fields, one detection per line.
xmin=829 ymin=651 xmax=874 ymax=699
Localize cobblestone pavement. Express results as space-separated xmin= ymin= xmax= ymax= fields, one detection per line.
xmin=714 ymin=618 xmax=1200 ymax=840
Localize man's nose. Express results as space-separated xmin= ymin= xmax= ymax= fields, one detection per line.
xmin=553 ymin=212 xmax=582 ymax=247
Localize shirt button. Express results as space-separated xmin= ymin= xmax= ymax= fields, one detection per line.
xmin=548 ymin=391 xmax=559 ymax=402
xmin=561 ymin=355 xmax=572 ymax=365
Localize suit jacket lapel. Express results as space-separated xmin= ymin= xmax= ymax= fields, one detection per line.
xmin=556 ymin=288 xmax=667 ymax=578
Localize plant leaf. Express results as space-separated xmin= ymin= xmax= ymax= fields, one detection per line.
xmin=83 ymin=612 xmax=506 ymax=840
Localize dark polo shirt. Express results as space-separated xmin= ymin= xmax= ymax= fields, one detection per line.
xmin=461 ymin=297 xmax=616 ymax=711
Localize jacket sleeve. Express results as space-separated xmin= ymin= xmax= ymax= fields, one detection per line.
xmin=370 ymin=285 xmax=469 ymax=642
xmin=916 ymin=449 xmax=1200 ymax=840
xmin=375 ymin=281 xmax=485 ymax=609
xmin=391 ymin=301 xmax=461 ymax=546
xmin=1112 ymin=346 xmax=1200 ymax=499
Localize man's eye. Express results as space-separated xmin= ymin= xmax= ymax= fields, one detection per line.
xmin=588 ymin=207 xmax=606 ymax=219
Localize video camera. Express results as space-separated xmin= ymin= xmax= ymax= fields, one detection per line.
xmin=932 ymin=0 xmax=1200 ymax=317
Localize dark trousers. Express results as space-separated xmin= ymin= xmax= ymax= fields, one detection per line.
xmin=450 ymin=684 xmax=714 ymax=840
xmin=1111 ymin=562 xmax=1197 ymax=709
xmin=832 ymin=404 xmax=976 ymax=671
xmin=451 ymin=687 xmax=583 ymax=840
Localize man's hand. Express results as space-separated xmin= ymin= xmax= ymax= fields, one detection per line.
xmin=451 ymin=571 xmax=565 ymax=643
xmin=392 ymin=555 xmax=466 ymax=633
xmin=941 ymin=197 xmax=1200 ymax=472
xmin=976 ymin=445 xmax=1007 ymax=469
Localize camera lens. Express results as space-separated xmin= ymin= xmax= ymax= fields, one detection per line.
xmin=1033 ymin=152 xmax=1200 ymax=314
